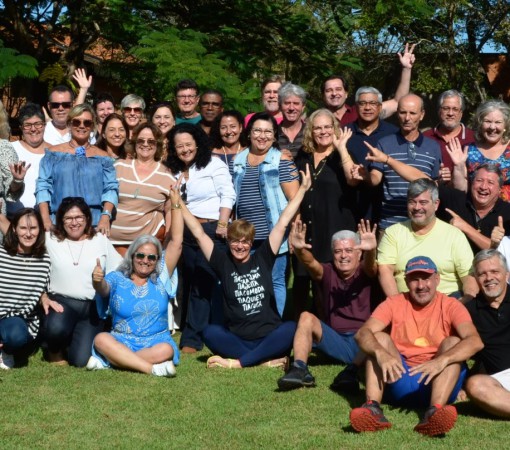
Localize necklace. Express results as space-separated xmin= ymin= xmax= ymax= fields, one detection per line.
xmin=17 ymin=253 xmax=34 ymax=270
xmin=313 ymin=153 xmax=330 ymax=179
xmin=67 ymin=240 xmax=85 ymax=266
xmin=221 ymin=143 xmax=241 ymax=165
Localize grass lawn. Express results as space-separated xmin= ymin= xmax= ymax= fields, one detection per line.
xmin=0 ymin=337 xmax=506 ymax=450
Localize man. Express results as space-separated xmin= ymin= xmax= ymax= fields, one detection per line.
xmin=175 ymin=79 xmax=201 ymax=125
xmin=245 ymin=75 xmax=284 ymax=126
xmin=321 ymin=43 xmax=415 ymax=126
xmin=350 ymin=256 xmax=483 ymax=436
xmin=465 ymin=250 xmax=510 ymax=418
xmin=437 ymin=163 xmax=510 ymax=252
xmin=423 ymin=90 xmax=475 ymax=172
xmin=199 ymin=89 xmax=224 ymax=135
xmin=277 ymin=83 xmax=306 ymax=158
xmin=277 ymin=219 xmax=377 ymax=391
xmin=377 ymin=178 xmax=476 ymax=299
xmin=354 ymin=94 xmax=441 ymax=229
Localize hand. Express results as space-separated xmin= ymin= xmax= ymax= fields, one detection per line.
xmin=280 ymin=148 xmax=293 ymax=159
xmin=351 ymin=164 xmax=369 ymax=181
xmin=376 ymin=351 xmax=406 ymax=384
xmin=299 ymin=164 xmax=312 ymax=191
xmin=364 ymin=141 xmax=387 ymax=164
xmin=9 ymin=161 xmax=31 ymax=181
xmin=445 ymin=138 xmax=468 ymax=167
xmin=96 ymin=215 xmax=111 ymax=236
xmin=290 ymin=219 xmax=311 ymax=251
xmin=333 ymin=127 xmax=352 ymax=150
xmin=491 ymin=216 xmax=505 ymax=248
xmin=41 ymin=294 xmax=63 ymax=315
xmin=355 ymin=219 xmax=377 ymax=251
xmin=72 ymin=68 xmax=92 ymax=90
xmin=43 ymin=216 xmax=54 ymax=232
xmin=445 ymin=208 xmax=469 ymax=233
xmin=438 ymin=163 xmax=451 ymax=184
xmin=408 ymin=356 xmax=448 ymax=385
xmin=92 ymin=258 xmax=105 ymax=283
xmin=397 ymin=43 xmax=416 ymax=69
xmin=169 ymin=174 xmax=184 ymax=204
xmin=215 ymin=224 xmax=228 ymax=239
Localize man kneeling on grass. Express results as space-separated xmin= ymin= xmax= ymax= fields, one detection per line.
xmin=350 ymin=256 xmax=483 ymax=436
xmin=277 ymin=219 xmax=377 ymax=391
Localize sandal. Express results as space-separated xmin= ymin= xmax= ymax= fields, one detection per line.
xmin=262 ymin=356 xmax=290 ymax=370
xmin=207 ymin=355 xmax=238 ymax=369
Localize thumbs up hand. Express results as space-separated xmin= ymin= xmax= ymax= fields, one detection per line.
xmin=491 ymin=216 xmax=505 ymax=249
xmin=92 ymin=258 xmax=105 ymax=283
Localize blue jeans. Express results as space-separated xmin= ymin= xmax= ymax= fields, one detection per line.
xmin=313 ymin=322 xmax=358 ymax=364
xmin=0 ymin=317 xmax=33 ymax=354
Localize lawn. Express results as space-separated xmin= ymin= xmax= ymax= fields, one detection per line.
xmin=0 ymin=338 xmax=506 ymax=450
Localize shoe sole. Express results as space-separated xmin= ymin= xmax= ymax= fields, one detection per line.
xmin=350 ymin=408 xmax=392 ymax=432
xmin=414 ymin=406 xmax=457 ymax=436
xmin=277 ymin=379 xmax=316 ymax=391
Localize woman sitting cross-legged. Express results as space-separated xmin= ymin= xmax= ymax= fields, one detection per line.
xmin=175 ymin=165 xmax=311 ymax=369
xmin=87 ymin=187 xmax=183 ymax=377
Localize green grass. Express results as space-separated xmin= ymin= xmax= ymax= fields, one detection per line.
xmin=0 ymin=340 xmax=506 ymax=450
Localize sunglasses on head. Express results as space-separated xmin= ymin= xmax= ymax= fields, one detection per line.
xmin=71 ymin=119 xmax=94 ymax=128
xmin=50 ymin=102 xmax=72 ymax=109
xmin=134 ymin=252 xmax=158 ymax=262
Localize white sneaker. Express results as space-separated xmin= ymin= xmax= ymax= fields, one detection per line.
xmin=0 ymin=350 xmax=14 ymax=370
xmin=86 ymin=355 xmax=110 ymax=371
xmin=152 ymin=361 xmax=176 ymax=377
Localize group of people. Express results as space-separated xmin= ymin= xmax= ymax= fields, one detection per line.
xmin=1 ymin=41 xmax=510 ymax=437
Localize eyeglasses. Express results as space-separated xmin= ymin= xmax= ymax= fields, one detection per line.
xmin=176 ymin=95 xmax=197 ymax=100
xmin=71 ymin=119 xmax=94 ymax=128
xmin=180 ymin=183 xmax=188 ymax=204
xmin=134 ymin=252 xmax=158 ymax=262
xmin=22 ymin=121 xmax=45 ymax=131
xmin=136 ymin=138 xmax=157 ymax=147
xmin=252 ymin=128 xmax=274 ymax=137
xmin=440 ymin=106 xmax=461 ymax=113
xmin=49 ymin=102 xmax=72 ymax=109
xmin=408 ymin=142 xmax=416 ymax=160
xmin=312 ymin=125 xmax=334 ymax=133
xmin=123 ymin=107 xmax=143 ymax=114
xmin=200 ymin=102 xmax=222 ymax=108
xmin=63 ymin=214 xmax=86 ymax=224
xmin=229 ymin=239 xmax=252 ymax=246
xmin=357 ymin=101 xmax=380 ymax=108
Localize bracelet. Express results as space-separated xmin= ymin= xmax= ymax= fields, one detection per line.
xmin=385 ymin=155 xmax=390 ymax=164
xmin=217 ymin=221 xmax=228 ymax=228
xmin=171 ymin=203 xmax=182 ymax=210
xmin=101 ymin=210 xmax=112 ymax=219
xmin=12 ymin=178 xmax=24 ymax=184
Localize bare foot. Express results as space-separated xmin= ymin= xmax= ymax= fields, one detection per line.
xmin=47 ymin=351 xmax=68 ymax=365
xmin=456 ymin=389 xmax=468 ymax=402
xmin=261 ymin=356 xmax=289 ymax=370
xmin=206 ymin=355 xmax=241 ymax=369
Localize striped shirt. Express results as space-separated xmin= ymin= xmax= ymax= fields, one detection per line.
xmin=0 ymin=246 xmax=51 ymax=337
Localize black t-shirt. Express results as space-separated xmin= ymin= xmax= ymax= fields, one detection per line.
xmin=465 ymin=289 xmax=510 ymax=374
xmin=209 ymin=239 xmax=281 ymax=340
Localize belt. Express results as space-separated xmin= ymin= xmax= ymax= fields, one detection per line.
xmin=196 ymin=217 xmax=217 ymax=224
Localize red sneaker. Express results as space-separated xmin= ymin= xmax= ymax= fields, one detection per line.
xmin=414 ymin=404 xmax=457 ymax=436
xmin=350 ymin=400 xmax=392 ymax=432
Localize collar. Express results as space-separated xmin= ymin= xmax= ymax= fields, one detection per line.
xmin=396 ymin=131 xmax=424 ymax=146
xmin=432 ymin=123 xmax=468 ymax=141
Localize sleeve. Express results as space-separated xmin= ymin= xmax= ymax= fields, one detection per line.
xmin=449 ymin=297 xmax=474 ymax=328
xmin=0 ymin=140 xmax=22 ymax=206
xmin=101 ymin=157 xmax=119 ymax=206
xmin=370 ymin=297 xmax=394 ymax=327
xmin=376 ymin=225 xmax=399 ymax=265
xmin=451 ymin=229 xmax=474 ymax=278
xmin=104 ymin=271 xmax=118 ymax=291
xmin=211 ymin=159 xmax=236 ymax=209
xmin=258 ymin=238 xmax=277 ymax=268
xmin=278 ymin=159 xmax=299 ymax=183
xmin=105 ymin=237 xmax=123 ymax=273
xmin=497 ymin=237 xmax=510 ymax=271
xmin=208 ymin=245 xmax=227 ymax=278
xmin=431 ymin=142 xmax=442 ymax=179
xmin=35 ymin=151 xmax=53 ymax=204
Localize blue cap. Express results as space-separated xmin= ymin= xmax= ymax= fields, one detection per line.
xmin=405 ymin=256 xmax=438 ymax=275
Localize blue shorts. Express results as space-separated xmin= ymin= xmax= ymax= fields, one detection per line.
xmin=383 ymin=355 xmax=467 ymax=408
xmin=312 ymin=321 xmax=358 ymax=364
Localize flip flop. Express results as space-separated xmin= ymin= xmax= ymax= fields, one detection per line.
xmin=206 ymin=355 xmax=237 ymax=369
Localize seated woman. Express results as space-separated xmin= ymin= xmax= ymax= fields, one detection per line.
xmin=0 ymin=208 xmax=60 ymax=369
xmin=175 ymin=165 xmax=311 ymax=369
xmin=43 ymin=197 xmax=123 ymax=367
xmin=88 ymin=189 xmax=183 ymax=377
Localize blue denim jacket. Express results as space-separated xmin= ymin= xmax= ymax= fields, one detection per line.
xmin=233 ymin=147 xmax=289 ymax=254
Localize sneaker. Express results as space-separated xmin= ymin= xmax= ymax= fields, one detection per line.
xmin=152 ymin=361 xmax=177 ymax=378
xmin=86 ymin=355 xmax=110 ymax=371
xmin=414 ymin=404 xmax=457 ymax=436
xmin=350 ymin=400 xmax=392 ymax=432
xmin=277 ymin=362 xmax=316 ymax=391
xmin=330 ymin=364 xmax=360 ymax=393
xmin=0 ymin=350 xmax=14 ymax=370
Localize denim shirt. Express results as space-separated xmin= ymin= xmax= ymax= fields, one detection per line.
xmin=233 ymin=147 xmax=289 ymax=254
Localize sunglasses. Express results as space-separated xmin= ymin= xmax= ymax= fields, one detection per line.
xmin=123 ymin=107 xmax=143 ymax=114
xmin=136 ymin=138 xmax=157 ymax=147
xmin=134 ymin=252 xmax=158 ymax=262
xmin=71 ymin=119 xmax=94 ymax=128
xmin=49 ymin=102 xmax=72 ymax=109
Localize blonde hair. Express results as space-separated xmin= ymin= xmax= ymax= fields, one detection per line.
xmin=302 ymin=108 xmax=340 ymax=154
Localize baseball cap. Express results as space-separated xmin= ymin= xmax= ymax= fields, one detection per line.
xmin=405 ymin=256 xmax=438 ymax=276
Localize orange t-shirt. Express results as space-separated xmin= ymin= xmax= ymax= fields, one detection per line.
xmin=371 ymin=292 xmax=472 ymax=366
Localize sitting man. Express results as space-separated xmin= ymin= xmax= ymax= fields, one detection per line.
xmin=350 ymin=256 xmax=483 ymax=436
xmin=277 ymin=219 xmax=377 ymax=391
xmin=464 ymin=249 xmax=510 ymax=418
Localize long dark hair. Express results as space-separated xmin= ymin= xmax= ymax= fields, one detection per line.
xmin=53 ymin=197 xmax=96 ymax=241
xmin=4 ymin=208 xmax=46 ymax=257
xmin=96 ymin=113 xmax=129 ymax=159
xmin=165 ymin=123 xmax=212 ymax=174
xmin=209 ymin=110 xmax=248 ymax=150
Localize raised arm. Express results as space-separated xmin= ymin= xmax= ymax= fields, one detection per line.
xmin=356 ymin=219 xmax=378 ymax=278
xmin=164 ymin=185 xmax=184 ymax=274
xmin=269 ymin=165 xmax=311 ymax=255
xmin=334 ymin=127 xmax=360 ymax=186
xmin=72 ymin=68 xmax=92 ymax=106
xmin=446 ymin=138 xmax=468 ymax=192
xmin=291 ymin=219 xmax=323 ymax=281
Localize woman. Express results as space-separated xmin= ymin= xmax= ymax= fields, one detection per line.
xmin=232 ymin=112 xmax=299 ymax=317
xmin=93 ymin=93 xmax=115 ymax=135
xmin=210 ymin=110 xmax=247 ymax=168
xmin=450 ymin=100 xmax=510 ymax=200
xmin=165 ymin=123 xmax=236 ymax=353
xmin=121 ymin=94 xmax=145 ymax=138
xmin=43 ymin=197 xmax=122 ymax=367
xmin=36 ymin=104 xmax=118 ymax=234
xmin=293 ymin=109 xmax=357 ymax=315
xmin=8 ymin=103 xmax=47 ymax=216
xmin=175 ymin=165 xmax=310 ymax=368
xmin=0 ymin=208 xmax=59 ymax=369
xmin=96 ymin=113 xmax=128 ymax=161
xmin=110 ymin=123 xmax=175 ymax=256
xmin=88 ymin=190 xmax=183 ymax=376
xmin=150 ymin=102 xmax=175 ymax=142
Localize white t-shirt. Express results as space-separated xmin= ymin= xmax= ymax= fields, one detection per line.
xmin=43 ymin=121 xmax=71 ymax=146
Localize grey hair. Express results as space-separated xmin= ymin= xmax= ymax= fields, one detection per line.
xmin=331 ymin=230 xmax=360 ymax=250
xmin=117 ymin=235 xmax=163 ymax=283
xmin=355 ymin=86 xmax=382 ymax=103
xmin=471 ymin=162 xmax=504 ymax=187
xmin=121 ymin=94 xmax=146 ymax=111
xmin=438 ymin=90 xmax=465 ymax=111
xmin=473 ymin=249 xmax=508 ymax=274
xmin=278 ymin=82 xmax=307 ymax=106
xmin=407 ymin=178 xmax=439 ymax=202
xmin=472 ymin=100 xmax=510 ymax=142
